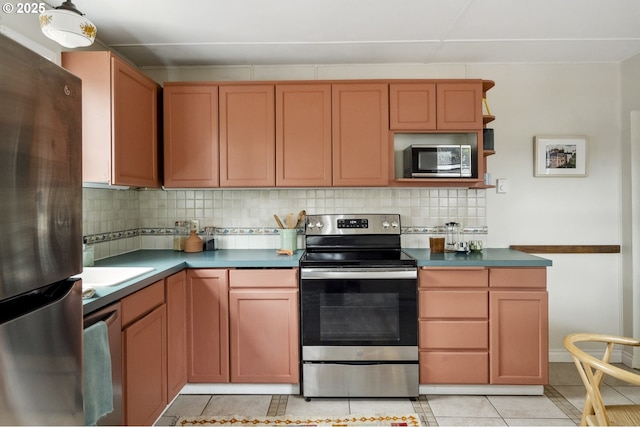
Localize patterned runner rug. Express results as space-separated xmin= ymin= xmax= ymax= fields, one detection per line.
xmin=176 ymin=414 xmax=423 ymax=426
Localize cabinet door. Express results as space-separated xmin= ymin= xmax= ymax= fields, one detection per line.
xmin=276 ymin=84 xmax=332 ymax=187
xmin=61 ymin=51 xmax=112 ymax=183
xmin=229 ymin=289 xmax=299 ymax=383
xmin=389 ymin=83 xmax=436 ymax=130
xmin=166 ymin=270 xmax=187 ymax=400
xmin=112 ymin=56 xmax=160 ymax=187
xmin=187 ymin=269 xmax=229 ymax=382
xmin=123 ymin=304 xmax=167 ymax=426
xmin=489 ymin=291 xmax=549 ymax=385
xmin=219 ymin=85 xmax=275 ymax=187
xmin=436 ymin=82 xmax=483 ymax=130
xmin=332 ymin=83 xmax=389 ymax=186
xmin=164 ymin=84 xmax=219 ymax=187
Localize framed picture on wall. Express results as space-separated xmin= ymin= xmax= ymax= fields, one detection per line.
xmin=534 ymin=135 xmax=588 ymax=177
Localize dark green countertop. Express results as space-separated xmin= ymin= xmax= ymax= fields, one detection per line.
xmin=402 ymin=248 xmax=553 ymax=267
xmin=82 ymin=249 xmax=303 ymax=314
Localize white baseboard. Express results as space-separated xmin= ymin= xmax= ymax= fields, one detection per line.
xmin=549 ymin=348 xmax=624 ymax=363
xmin=181 ymin=383 xmax=300 ymax=395
xmin=419 ymin=384 xmax=543 ymax=395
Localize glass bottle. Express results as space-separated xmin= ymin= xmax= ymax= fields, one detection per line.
xmin=173 ymin=220 xmax=188 ymax=251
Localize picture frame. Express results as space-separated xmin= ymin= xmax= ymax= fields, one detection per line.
xmin=533 ymin=135 xmax=588 ymax=177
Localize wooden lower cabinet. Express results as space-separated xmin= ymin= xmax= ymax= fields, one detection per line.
xmin=121 ymin=281 xmax=167 ymax=426
xmin=166 ymin=270 xmax=188 ymax=400
xmin=419 ymin=268 xmax=489 ymax=384
xmin=186 ymin=268 xmax=299 ymax=384
xmin=186 ymin=269 xmax=230 ymax=382
xmin=489 ymin=290 xmax=549 ymax=385
xmin=229 ymin=269 xmax=299 ymax=383
xmin=489 ymin=267 xmax=549 ymax=385
xmin=229 ymin=289 xmax=299 ymax=383
xmin=420 ymin=352 xmax=489 ymax=384
xmin=419 ymin=266 xmax=548 ymax=386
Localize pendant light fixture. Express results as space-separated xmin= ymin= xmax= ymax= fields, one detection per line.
xmin=39 ymin=0 xmax=96 ymax=48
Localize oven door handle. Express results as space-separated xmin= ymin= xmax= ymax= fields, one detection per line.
xmin=300 ymin=268 xmax=417 ymax=280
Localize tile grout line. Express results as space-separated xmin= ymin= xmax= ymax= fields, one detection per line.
xmin=412 ymin=396 xmax=437 ymax=426
xmin=544 ymin=385 xmax=581 ymax=425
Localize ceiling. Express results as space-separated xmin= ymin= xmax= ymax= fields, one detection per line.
xmin=57 ymin=0 xmax=640 ymax=68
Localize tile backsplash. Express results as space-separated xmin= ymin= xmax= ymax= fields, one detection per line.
xmin=83 ymin=187 xmax=487 ymax=260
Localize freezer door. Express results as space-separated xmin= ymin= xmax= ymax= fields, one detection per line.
xmin=0 ymin=279 xmax=83 ymax=425
xmin=0 ymin=34 xmax=82 ymax=300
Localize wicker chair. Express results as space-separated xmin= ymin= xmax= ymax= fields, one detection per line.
xmin=564 ymin=333 xmax=640 ymax=426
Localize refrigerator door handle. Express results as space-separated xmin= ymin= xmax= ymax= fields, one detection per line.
xmin=0 ymin=280 xmax=76 ymax=325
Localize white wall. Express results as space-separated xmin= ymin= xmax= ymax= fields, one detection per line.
xmin=621 ymin=53 xmax=640 ymax=365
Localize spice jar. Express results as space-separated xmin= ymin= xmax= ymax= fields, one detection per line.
xmin=173 ymin=220 xmax=188 ymax=251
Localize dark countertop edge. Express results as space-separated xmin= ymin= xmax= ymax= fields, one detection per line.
xmin=403 ymin=248 xmax=553 ymax=267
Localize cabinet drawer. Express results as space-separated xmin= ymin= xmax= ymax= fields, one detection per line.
xmin=420 ymin=320 xmax=488 ymax=350
xmin=419 ymin=268 xmax=488 ymax=288
xmin=419 ymin=290 xmax=488 ymax=319
xmin=229 ymin=269 xmax=298 ymax=288
xmin=489 ymin=268 xmax=546 ymax=289
xmin=420 ymin=351 xmax=488 ymax=384
xmin=121 ymin=280 xmax=165 ymax=327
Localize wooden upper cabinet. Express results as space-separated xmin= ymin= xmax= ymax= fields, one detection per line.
xmin=62 ymin=51 xmax=161 ymax=187
xmin=164 ymin=84 xmax=219 ymax=188
xmin=436 ymin=82 xmax=483 ymax=130
xmin=332 ymin=83 xmax=389 ymax=187
xmin=219 ymin=85 xmax=275 ymax=187
xmin=276 ymin=84 xmax=332 ymax=187
xmin=390 ymin=83 xmax=437 ymax=130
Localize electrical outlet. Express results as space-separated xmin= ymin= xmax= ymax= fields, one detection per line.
xmin=496 ymin=179 xmax=509 ymax=194
xmin=190 ymin=220 xmax=199 ymax=231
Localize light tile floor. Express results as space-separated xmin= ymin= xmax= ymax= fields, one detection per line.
xmin=155 ymin=362 xmax=640 ymax=426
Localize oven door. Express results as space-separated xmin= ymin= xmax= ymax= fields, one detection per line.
xmin=300 ymin=267 xmax=417 ymax=360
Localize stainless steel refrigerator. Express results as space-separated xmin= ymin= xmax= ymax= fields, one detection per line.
xmin=0 ymin=33 xmax=84 ymax=425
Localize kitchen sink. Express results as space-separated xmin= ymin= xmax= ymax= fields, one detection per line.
xmin=73 ymin=266 xmax=155 ymax=287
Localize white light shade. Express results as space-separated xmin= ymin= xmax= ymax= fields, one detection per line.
xmin=39 ymin=8 xmax=96 ymax=48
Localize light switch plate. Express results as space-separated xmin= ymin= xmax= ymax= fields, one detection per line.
xmin=496 ymin=179 xmax=509 ymax=194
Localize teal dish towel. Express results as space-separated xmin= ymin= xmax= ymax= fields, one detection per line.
xmin=83 ymin=321 xmax=114 ymax=426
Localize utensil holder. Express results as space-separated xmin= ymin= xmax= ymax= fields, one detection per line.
xmin=279 ymin=229 xmax=297 ymax=251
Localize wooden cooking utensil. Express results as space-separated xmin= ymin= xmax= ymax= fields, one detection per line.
xmin=273 ymin=214 xmax=284 ymax=229
xmin=295 ymin=210 xmax=306 ymax=228
xmin=285 ymin=213 xmax=296 ymax=229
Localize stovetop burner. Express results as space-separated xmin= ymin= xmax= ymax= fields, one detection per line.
xmin=300 ymin=249 xmax=415 ymax=268
xmin=301 ymin=214 xmax=416 ymax=268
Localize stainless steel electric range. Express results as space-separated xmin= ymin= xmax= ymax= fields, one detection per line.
xmin=299 ymin=213 xmax=418 ymax=399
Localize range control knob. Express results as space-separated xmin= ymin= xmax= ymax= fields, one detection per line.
xmin=316 ymin=221 xmax=324 ymax=229
xmin=307 ymin=220 xmax=315 ymax=229
xmin=382 ymin=221 xmax=390 ymax=228
xmin=391 ymin=221 xmax=399 ymax=228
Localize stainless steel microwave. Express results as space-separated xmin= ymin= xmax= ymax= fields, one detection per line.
xmin=403 ymin=144 xmax=473 ymax=178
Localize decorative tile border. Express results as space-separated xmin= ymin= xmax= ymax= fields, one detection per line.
xmin=83 ymin=228 xmax=141 ymax=245
xmin=85 ymin=225 xmax=488 ymax=244
xmin=402 ymin=225 xmax=488 ymax=235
